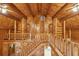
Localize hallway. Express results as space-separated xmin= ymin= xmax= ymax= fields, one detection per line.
xmin=0 ymin=3 xmax=79 ymax=56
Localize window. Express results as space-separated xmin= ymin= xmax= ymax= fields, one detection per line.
xmin=44 ymin=46 xmax=51 ymax=56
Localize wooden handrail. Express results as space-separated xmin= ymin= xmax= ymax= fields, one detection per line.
xmin=52 ymin=38 xmax=79 ymax=56
xmin=50 ymin=43 xmax=63 ymax=56
xmin=28 ymin=43 xmax=47 ymax=56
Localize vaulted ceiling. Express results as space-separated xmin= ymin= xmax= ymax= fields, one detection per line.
xmin=0 ymin=3 xmax=79 ymax=30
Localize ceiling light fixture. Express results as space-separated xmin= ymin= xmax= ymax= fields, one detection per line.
xmin=72 ymin=7 xmax=79 ymax=12
xmin=0 ymin=4 xmax=8 ymax=14
xmin=2 ymin=4 xmax=7 ymax=8
xmin=2 ymin=8 xmax=7 ymax=14
xmin=40 ymin=16 xmax=45 ymax=21
xmin=72 ymin=4 xmax=79 ymax=12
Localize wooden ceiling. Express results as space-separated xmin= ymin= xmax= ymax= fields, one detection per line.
xmin=0 ymin=3 xmax=79 ymax=30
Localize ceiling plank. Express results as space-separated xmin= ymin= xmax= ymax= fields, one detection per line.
xmin=8 ymin=3 xmax=27 ymax=19
xmin=52 ymin=3 xmax=68 ymax=19
xmin=45 ymin=3 xmax=52 ymax=16
xmin=60 ymin=12 xmax=79 ymax=21
xmin=37 ymin=3 xmax=41 ymax=15
xmin=37 ymin=3 xmax=39 ymax=15
xmin=39 ymin=3 xmax=43 ymax=15
xmin=26 ymin=4 xmax=34 ymax=16
xmin=30 ymin=3 xmax=38 ymax=16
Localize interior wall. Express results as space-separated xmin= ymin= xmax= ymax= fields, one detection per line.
xmin=66 ymin=28 xmax=79 ymax=43
xmin=0 ymin=30 xmax=9 ymax=55
xmin=0 ymin=30 xmax=8 ymax=40
xmin=71 ymin=29 xmax=79 ymax=43
xmin=65 ymin=29 xmax=70 ymax=39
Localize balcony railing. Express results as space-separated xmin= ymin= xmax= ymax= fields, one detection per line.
xmin=1 ymin=33 xmax=79 ymax=56
xmin=1 ymin=33 xmax=49 ymax=41
xmin=51 ymin=37 xmax=79 ymax=56
xmin=0 ymin=33 xmax=49 ymax=56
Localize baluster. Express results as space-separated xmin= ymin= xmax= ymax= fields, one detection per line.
xmin=61 ymin=39 xmax=64 ymax=54
xmin=66 ymin=40 xmax=68 ymax=56
xmin=60 ymin=39 xmax=63 ymax=54
xmin=58 ymin=39 xmax=61 ymax=51
xmin=73 ymin=43 xmax=78 ymax=56
xmin=63 ymin=40 xmax=67 ymax=56
xmin=66 ymin=41 xmax=70 ymax=56
xmin=67 ymin=41 xmax=72 ymax=56
xmin=71 ymin=42 xmax=74 ymax=56
xmin=57 ymin=39 xmax=59 ymax=49
xmin=54 ymin=38 xmax=56 ymax=47
xmin=8 ymin=29 xmax=10 ymax=40
xmin=78 ymin=45 xmax=79 ymax=56
xmin=59 ymin=38 xmax=62 ymax=52
xmin=56 ymin=39 xmax=58 ymax=49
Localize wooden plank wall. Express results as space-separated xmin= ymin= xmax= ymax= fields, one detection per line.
xmin=71 ymin=30 xmax=79 ymax=43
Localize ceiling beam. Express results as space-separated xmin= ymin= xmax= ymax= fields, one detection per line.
xmin=52 ymin=3 xmax=68 ymax=19
xmin=0 ymin=12 xmax=20 ymax=20
xmin=37 ymin=3 xmax=39 ymax=15
xmin=26 ymin=4 xmax=34 ymax=17
xmin=39 ymin=3 xmax=43 ymax=15
xmin=45 ymin=3 xmax=52 ymax=16
xmin=60 ymin=11 xmax=79 ymax=21
xmin=34 ymin=3 xmax=39 ymax=16
xmin=40 ymin=4 xmax=47 ymax=16
xmin=31 ymin=3 xmax=38 ymax=16
xmin=37 ymin=3 xmax=41 ymax=15
xmin=8 ymin=3 xmax=27 ymax=19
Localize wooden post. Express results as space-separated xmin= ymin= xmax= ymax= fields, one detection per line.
xmin=8 ymin=29 xmax=10 ymax=40
xmin=62 ymin=20 xmax=66 ymax=55
xmin=69 ymin=29 xmax=72 ymax=55
xmin=72 ymin=43 xmax=78 ymax=56
xmin=21 ymin=18 xmax=24 ymax=55
xmin=22 ymin=18 xmax=24 ymax=40
xmin=29 ymin=24 xmax=31 ymax=41
xmin=69 ymin=29 xmax=71 ymax=40
xmin=14 ymin=20 xmax=16 ymax=56
xmin=63 ymin=20 xmax=66 ymax=39
xmin=14 ymin=20 xmax=16 ymax=40
xmin=54 ymin=18 xmax=58 ymax=46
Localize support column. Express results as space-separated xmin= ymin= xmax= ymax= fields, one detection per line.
xmin=17 ymin=18 xmax=27 ymax=40
xmin=53 ymin=18 xmax=64 ymax=55
xmin=8 ymin=29 xmax=10 ymax=40
xmin=63 ymin=20 xmax=66 ymax=55
xmin=69 ymin=29 xmax=71 ymax=40
xmin=14 ymin=20 xmax=16 ymax=40
xmin=52 ymin=18 xmax=57 ymax=45
xmin=63 ymin=20 xmax=66 ymax=40
xmin=69 ymin=29 xmax=72 ymax=56
xmin=21 ymin=18 xmax=24 ymax=40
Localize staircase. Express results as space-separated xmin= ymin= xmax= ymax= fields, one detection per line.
xmin=15 ymin=39 xmax=42 ymax=56
xmin=1 ymin=32 xmax=79 ymax=56
xmin=51 ymin=38 xmax=79 ymax=56
xmin=3 ymin=33 xmax=47 ymax=56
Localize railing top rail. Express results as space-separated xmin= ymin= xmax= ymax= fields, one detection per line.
xmin=62 ymin=38 xmax=79 ymax=47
